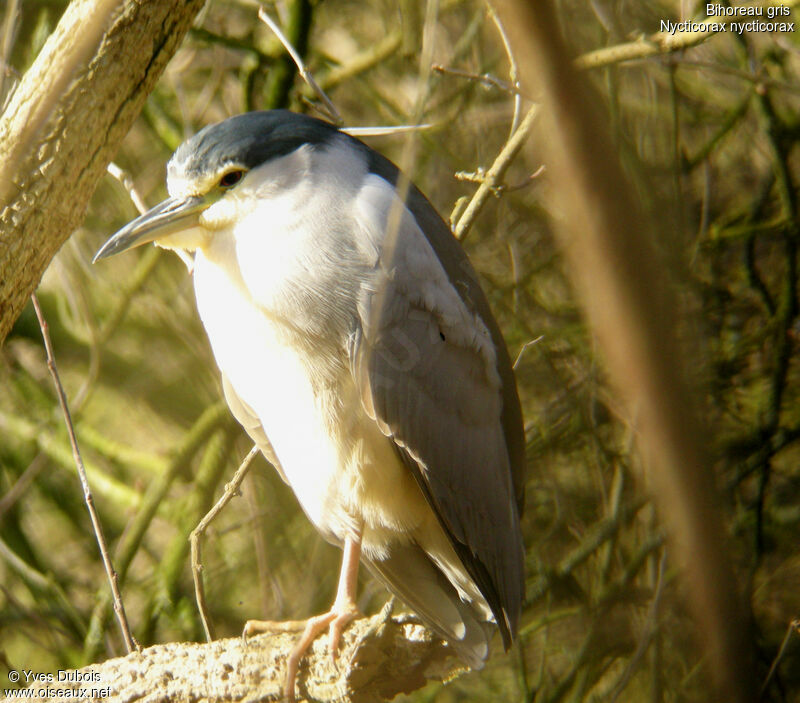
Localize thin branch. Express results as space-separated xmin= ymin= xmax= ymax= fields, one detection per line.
xmin=106 ymin=162 xmax=147 ymax=215
xmin=431 ymin=64 xmax=524 ymax=97
xmin=312 ymin=31 xmax=402 ymax=93
xmin=513 ymin=336 xmax=544 ymax=369
xmin=258 ymin=5 xmax=342 ymax=125
xmin=191 ymin=444 xmax=259 ymax=642
xmin=760 ymin=619 xmax=800 ymax=697
xmin=31 ymin=293 xmax=137 ymax=654
xmin=0 ymin=452 xmax=47 ymax=520
xmin=488 ymin=2 xmax=522 ymax=135
xmin=453 ymin=102 xmax=539 ymax=241
xmin=610 ymin=549 xmax=667 ymax=701
xmin=342 ymin=123 xmax=433 ymax=137
xmin=81 ymin=403 xmax=229 ymax=662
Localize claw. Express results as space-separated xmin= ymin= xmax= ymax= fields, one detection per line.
xmin=283 ymin=603 xmax=360 ymax=701
xmin=328 ymin=605 xmax=359 ymax=665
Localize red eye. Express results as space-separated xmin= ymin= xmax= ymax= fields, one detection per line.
xmin=219 ymin=170 xmax=244 ymax=188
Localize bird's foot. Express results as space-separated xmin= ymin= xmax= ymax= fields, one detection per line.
xmin=241 ymin=618 xmax=308 ymax=640
xmin=283 ymin=600 xmax=360 ymax=702
xmin=242 ymin=603 xmax=360 ymax=702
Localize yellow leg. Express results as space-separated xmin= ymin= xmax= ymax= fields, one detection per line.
xmin=243 ymin=533 xmax=362 ymax=702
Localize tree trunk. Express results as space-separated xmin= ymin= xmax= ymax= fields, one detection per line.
xmin=0 ymin=0 xmax=205 ymax=343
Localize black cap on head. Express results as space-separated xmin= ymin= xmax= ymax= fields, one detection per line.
xmin=169 ymin=110 xmax=341 ymax=180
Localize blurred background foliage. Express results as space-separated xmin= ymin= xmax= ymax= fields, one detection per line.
xmin=1 ymin=0 xmax=799 ymax=700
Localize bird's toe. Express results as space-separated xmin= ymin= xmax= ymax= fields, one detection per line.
xmin=328 ymin=603 xmax=360 ymax=665
xmin=241 ymin=618 xmax=306 ymax=643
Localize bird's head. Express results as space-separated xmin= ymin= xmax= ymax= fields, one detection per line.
xmin=93 ymin=111 xmax=340 ymax=262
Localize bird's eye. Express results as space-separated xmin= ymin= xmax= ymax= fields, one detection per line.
xmin=218 ymin=170 xmax=244 ymax=188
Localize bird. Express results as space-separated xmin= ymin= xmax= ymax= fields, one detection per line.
xmin=94 ymin=110 xmax=525 ymax=699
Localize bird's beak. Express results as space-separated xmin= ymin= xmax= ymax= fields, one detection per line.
xmin=93 ymin=195 xmax=211 ymax=262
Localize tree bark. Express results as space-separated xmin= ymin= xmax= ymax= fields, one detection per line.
xmin=0 ymin=0 xmax=205 ymax=343
xmin=1 ymin=612 xmax=462 ymax=703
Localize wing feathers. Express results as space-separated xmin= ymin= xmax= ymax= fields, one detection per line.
xmin=351 ymin=174 xmax=525 ymax=648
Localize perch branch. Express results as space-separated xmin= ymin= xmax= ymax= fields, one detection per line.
xmin=2 ymin=612 xmax=464 ymax=703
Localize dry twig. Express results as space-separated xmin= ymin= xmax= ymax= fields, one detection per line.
xmin=31 ymin=293 xmax=137 ymax=654
xmin=453 ymin=103 xmax=539 ymax=241
xmin=191 ymin=444 xmax=260 ymax=642
xmin=258 ymin=6 xmax=342 ymax=125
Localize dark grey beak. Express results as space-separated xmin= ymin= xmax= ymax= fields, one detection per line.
xmin=93 ymin=195 xmax=208 ymax=263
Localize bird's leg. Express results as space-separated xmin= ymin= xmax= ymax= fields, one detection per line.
xmin=282 ymin=533 xmax=362 ymax=700
xmin=243 ymin=532 xmax=362 ymax=702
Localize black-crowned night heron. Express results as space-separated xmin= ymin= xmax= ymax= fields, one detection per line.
xmin=95 ymin=110 xmax=525 ymax=698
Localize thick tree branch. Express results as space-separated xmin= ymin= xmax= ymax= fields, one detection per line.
xmin=1 ymin=612 xmax=463 ymax=703
xmin=0 ymin=0 xmax=205 ymax=343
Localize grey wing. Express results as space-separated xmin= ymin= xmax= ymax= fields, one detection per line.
xmin=350 ymin=174 xmax=525 ymax=646
xmin=221 ymin=373 xmax=287 ymax=483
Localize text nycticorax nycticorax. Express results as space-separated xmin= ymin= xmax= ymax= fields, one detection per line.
xmin=95 ymin=110 xmax=525 ymax=699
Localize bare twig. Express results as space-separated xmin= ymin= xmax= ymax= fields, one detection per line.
xmin=312 ymin=31 xmax=402 ymax=93
xmin=31 ymin=293 xmax=137 ymax=654
xmin=0 ymin=453 xmax=47 ymax=520
xmin=455 ymin=163 xmax=544 ymax=190
xmin=81 ymin=404 xmax=229 ymax=661
xmin=343 ymin=124 xmax=433 ymax=137
xmin=610 ymin=549 xmax=667 ymax=701
xmin=487 ymin=3 xmax=522 ymax=135
xmin=760 ymin=619 xmax=800 ymax=696
xmin=191 ymin=444 xmax=260 ymax=641
xmin=431 ymin=64 xmax=523 ymax=96
xmin=106 ymin=162 xmax=147 ymax=215
xmin=513 ymin=336 xmax=544 ymax=369
xmin=453 ymin=102 xmax=539 ymax=241
xmin=258 ymin=6 xmax=342 ymax=125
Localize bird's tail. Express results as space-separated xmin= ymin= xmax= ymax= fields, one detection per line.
xmin=364 ymin=542 xmax=495 ymax=669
